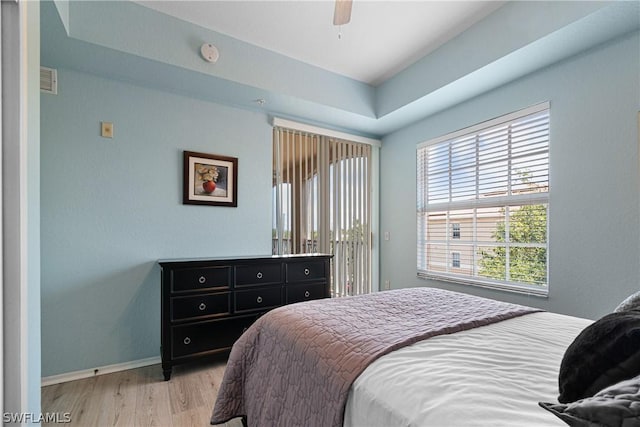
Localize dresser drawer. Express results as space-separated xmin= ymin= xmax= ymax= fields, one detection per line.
xmin=171 ymin=316 xmax=255 ymax=359
xmin=235 ymin=263 xmax=282 ymax=287
xmin=171 ymin=267 xmax=231 ymax=293
xmin=171 ymin=292 xmax=230 ymax=322
xmin=286 ymin=283 xmax=328 ymax=304
xmin=286 ymin=260 xmax=327 ymax=283
xmin=235 ymin=286 xmax=282 ymax=312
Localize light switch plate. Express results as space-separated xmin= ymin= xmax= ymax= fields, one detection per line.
xmin=101 ymin=122 xmax=113 ymax=138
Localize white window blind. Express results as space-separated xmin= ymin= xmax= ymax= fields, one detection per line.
xmin=417 ymin=102 xmax=550 ymax=295
xmin=273 ymin=127 xmax=373 ymax=297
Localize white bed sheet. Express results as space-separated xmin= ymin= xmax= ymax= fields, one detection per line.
xmin=343 ymin=311 xmax=591 ymax=427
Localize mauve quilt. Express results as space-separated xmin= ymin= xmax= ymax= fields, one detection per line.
xmin=211 ymin=287 xmax=540 ymax=427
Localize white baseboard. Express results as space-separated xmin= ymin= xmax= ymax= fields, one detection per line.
xmin=41 ymin=356 xmax=161 ymax=387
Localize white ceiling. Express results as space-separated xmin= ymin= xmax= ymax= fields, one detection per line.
xmin=135 ymin=0 xmax=506 ymax=85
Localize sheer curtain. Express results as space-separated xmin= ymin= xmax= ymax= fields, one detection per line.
xmin=273 ymin=126 xmax=373 ymax=296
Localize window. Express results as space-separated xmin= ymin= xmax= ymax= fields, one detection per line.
xmin=452 ymin=223 xmax=461 ymax=239
xmin=452 ymin=252 xmax=461 ymax=268
xmin=417 ymin=103 xmax=550 ymax=295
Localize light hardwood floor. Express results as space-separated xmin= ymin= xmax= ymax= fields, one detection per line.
xmin=41 ymin=360 xmax=243 ymax=427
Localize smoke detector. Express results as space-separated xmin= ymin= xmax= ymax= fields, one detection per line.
xmin=200 ymin=43 xmax=219 ymax=63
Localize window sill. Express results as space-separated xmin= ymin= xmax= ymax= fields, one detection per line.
xmin=417 ymin=272 xmax=549 ymax=298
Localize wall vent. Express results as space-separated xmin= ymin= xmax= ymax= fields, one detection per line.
xmin=40 ymin=67 xmax=58 ymax=94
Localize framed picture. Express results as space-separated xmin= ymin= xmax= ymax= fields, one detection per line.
xmin=183 ymin=151 xmax=238 ymax=207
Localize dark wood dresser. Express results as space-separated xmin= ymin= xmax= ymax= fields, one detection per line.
xmin=159 ymin=254 xmax=332 ymax=380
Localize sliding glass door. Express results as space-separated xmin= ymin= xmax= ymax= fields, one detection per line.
xmin=273 ymin=127 xmax=373 ymax=296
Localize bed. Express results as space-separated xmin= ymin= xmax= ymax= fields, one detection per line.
xmin=210 ymin=287 xmax=635 ymax=427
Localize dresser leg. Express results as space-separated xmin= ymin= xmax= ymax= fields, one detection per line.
xmin=162 ymin=364 xmax=172 ymax=381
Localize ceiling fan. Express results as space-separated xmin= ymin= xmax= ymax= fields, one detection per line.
xmin=333 ymin=0 xmax=353 ymax=25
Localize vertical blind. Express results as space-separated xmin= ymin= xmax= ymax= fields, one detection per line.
xmin=417 ymin=102 xmax=550 ymax=295
xmin=273 ymin=127 xmax=372 ymax=296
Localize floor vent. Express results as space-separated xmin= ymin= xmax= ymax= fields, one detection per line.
xmin=40 ymin=67 xmax=58 ymax=94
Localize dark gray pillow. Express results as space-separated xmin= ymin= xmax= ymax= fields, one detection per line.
xmin=615 ymin=291 xmax=640 ymax=313
xmin=540 ymin=374 xmax=640 ymax=427
xmin=558 ymin=311 xmax=640 ymax=403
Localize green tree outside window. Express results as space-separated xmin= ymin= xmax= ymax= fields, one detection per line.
xmin=478 ymin=204 xmax=547 ymax=286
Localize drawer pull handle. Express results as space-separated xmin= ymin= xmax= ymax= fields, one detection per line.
xmin=304 ymin=290 xmax=310 ymax=298
xmin=198 ymin=303 xmax=206 ymax=311
xmin=256 ymin=272 xmax=263 ymax=279
xmin=183 ymin=337 xmax=191 ymax=345
xmin=304 ymin=268 xmax=310 ymax=276
xmin=198 ymin=276 xmax=206 ymax=284
xmin=256 ymin=296 xmax=263 ymax=303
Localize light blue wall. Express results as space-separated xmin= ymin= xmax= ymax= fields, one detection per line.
xmin=40 ymin=69 xmax=273 ymax=376
xmin=380 ymin=32 xmax=640 ymax=320
xmin=52 ymin=0 xmax=68 ymax=33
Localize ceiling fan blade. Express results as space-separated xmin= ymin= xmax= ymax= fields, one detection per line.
xmin=333 ymin=0 xmax=352 ymax=25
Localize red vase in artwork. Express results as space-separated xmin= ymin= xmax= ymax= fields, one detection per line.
xmin=203 ymin=180 xmax=216 ymax=193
